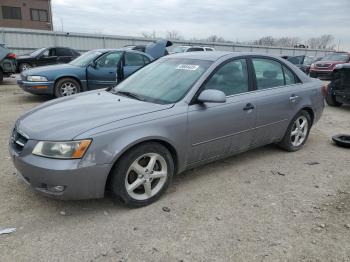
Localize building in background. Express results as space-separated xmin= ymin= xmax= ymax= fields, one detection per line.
xmin=0 ymin=0 xmax=52 ymax=30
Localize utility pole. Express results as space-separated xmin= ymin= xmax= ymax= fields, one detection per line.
xmin=48 ymin=0 xmax=53 ymax=30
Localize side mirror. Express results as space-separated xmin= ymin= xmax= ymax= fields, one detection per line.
xmin=197 ymin=89 xmax=226 ymax=104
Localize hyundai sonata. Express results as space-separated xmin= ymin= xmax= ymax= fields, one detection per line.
xmin=9 ymin=52 xmax=325 ymax=206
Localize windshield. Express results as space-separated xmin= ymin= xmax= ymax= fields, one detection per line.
xmin=113 ymin=58 xmax=212 ymax=104
xmin=30 ymin=48 xmax=46 ymax=57
xmin=321 ymin=53 xmax=349 ymax=62
xmin=69 ymin=50 xmax=103 ymax=67
xmin=173 ymin=47 xmax=187 ymax=53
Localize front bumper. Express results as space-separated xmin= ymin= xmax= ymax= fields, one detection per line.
xmin=17 ymin=79 xmax=55 ymax=95
xmin=9 ymin=140 xmax=111 ymax=200
xmin=309 ymin=70 xmax=332 ymax=80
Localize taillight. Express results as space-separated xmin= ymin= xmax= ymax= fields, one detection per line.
xmin=6 ymin=53 xmax=16 ymax=59
xmin=321 ymin=84 xmax=328 ymax=97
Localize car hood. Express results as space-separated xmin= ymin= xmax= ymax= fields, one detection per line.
xmin=21 ymin=64 xmax=79 ymax=78
xmin=17 ymin=55 xmax=32 ymax=60
xmin=16 ymin=90 xmax=173 ymax=140
xmin=315 ymin=61 xmax=345 ymax=66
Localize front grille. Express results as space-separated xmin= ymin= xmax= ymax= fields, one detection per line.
xmin=315 ymin=63 xmax=331 ymax=68
xmin=20 ymin=74 xmax=26 ymax=81
xmin=11 ymin=128 xmax=28 ymax=154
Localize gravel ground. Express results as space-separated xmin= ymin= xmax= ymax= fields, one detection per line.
xmin=0 ymin=78 xmax=350 ymax=262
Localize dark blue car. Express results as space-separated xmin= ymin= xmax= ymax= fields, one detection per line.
xmin=17 ymin=40 xmax=171 ymax=97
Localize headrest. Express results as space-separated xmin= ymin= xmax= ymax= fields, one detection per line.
xmin=263 ymin=70 xmax=278 ymax=79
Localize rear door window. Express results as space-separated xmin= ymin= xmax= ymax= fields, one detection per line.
xmin=252 ymin=58 xmax=285 ymax=89
xmin=125 ymin=52 xmax=146 ymax=66
xmin=283 ymin=66 xmax=297 ymax=85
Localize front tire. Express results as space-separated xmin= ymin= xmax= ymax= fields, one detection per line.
xmin=54 ymin=78 xmax=81 ymax=98
xmin=0 ymin=69 xmax=3 ymax=84
xmin=109 ymin=142 xmax=174 ymax=207
xmin=278 ymin=110 xmax=312 ymax=152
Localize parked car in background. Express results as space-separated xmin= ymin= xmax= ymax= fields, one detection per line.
xmin=16 ymin=47 xmax=80 ymax=72
xmin=294 ymin=44 xmax=308 ymax=49
xmin=325 ymin=63 xmax=350 ymax=107
xmin=172 ymin=46 xmax=215 ymax=53
xmin=0 ymin=44 xmax=17 ymax=83
xmin=124 ymin=39 xmax=173 ymax=56
xmin=9 ymin=52 xmax=325 ymax=206
xmin=309 ymin=52 xmax=350 ymax=79
xmin=17 ymin=40 xmax=169 ymax=97
xmin=287 ymin=55 xmax=322 ymax=74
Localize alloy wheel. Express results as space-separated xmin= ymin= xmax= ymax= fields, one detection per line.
xmin=60 ymin=82 xmax=78 ymax=96
xmin=290 ymin=115 xmax=308 ymax=147
xmin=125 ymin=153 xmax=168 ymax=201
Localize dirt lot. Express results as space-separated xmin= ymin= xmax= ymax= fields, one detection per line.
xmin=0 ymin=78 xmax=350 ymax=262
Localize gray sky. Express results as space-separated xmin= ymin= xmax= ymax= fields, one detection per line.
xmin=52 ymin=0 xmax=350 ymax=50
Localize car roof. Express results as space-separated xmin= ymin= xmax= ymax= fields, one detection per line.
xmin=167 ymin=51 xmax=285 ymax=61
xmin=91 ymin=48 xmax=154 ymax=59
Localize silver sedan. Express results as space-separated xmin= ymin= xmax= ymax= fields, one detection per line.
xmin=9 ymin=52 xmax=325 ymax=207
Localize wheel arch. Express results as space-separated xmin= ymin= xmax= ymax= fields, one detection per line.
xmin=54 ymin=75 xmax=83 ymax=90
xmin=104 ymin=138 xmax=180 ymax=192
xmin=300 ymin=106 xmax=315 ymax=126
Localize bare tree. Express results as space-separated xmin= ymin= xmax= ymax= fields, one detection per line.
xmin=253 ymin=36 xmax=275 ymax=46
xmin=206 ymin=35 xmax=226 ymax=43
xmin=307 ymin=34 xmax=335 ymax=50
xmin=141 ymin=30 xmax=157 ymax=39
xmin=166 ymin=30 xmax=183 ymax=40
xmin=275 ymin=37 xmax=300 ymax=47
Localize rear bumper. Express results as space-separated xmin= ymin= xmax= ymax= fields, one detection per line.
xmin=17 ymin=79 xmax=54 ymax=95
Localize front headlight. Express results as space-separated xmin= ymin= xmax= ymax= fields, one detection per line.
xmin=32 ymin=140 xmax=92 ymax=159
xmin=27 ymin=75 xmax=48 ymax=82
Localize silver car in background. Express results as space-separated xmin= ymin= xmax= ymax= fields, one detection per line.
xmin=9 ymin=52 xmax=325 ymax=207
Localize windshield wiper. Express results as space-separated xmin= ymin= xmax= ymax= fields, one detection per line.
xmin=113 ymin=91 xmax=144 ymax=101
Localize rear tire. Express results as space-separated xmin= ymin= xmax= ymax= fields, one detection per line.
xmin=109 ymin=142 xmax=174 ymax=207
xmin=0 ymin=69 xmax=3 ymax=84
xmin=278 ymin=110 xmax=312 ymax=152
xmin=54 ymin=78 xmax=81 ymax=98
xmin=325 ymin=93 xmax=342 ymax=107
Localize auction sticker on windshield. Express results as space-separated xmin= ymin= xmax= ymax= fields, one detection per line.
xmin=176 ymin=64 xmax=200 ymax=70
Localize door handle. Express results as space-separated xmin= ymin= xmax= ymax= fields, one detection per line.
xmin=289 ymin=95 xmax=299 ymax=103
xmin=243 ymin=103 xmax=255 ymax=111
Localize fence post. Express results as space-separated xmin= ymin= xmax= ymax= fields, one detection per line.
xmin=102 ymin=36 xmax=106 ymax=48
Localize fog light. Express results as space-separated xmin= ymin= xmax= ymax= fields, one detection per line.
xmin=47 ymin=185 xmax=65 ymax=193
